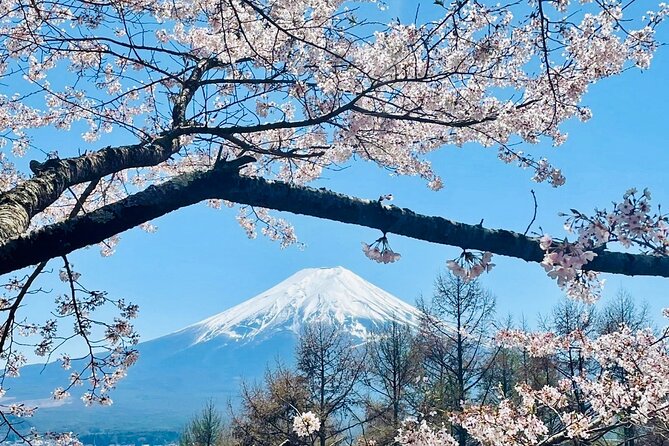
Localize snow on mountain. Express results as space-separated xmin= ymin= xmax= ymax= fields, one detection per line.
xmin=178 ymin=266 xmax=421 ymax=344
xmin=10 ymin=267 xmax=422 ymax=436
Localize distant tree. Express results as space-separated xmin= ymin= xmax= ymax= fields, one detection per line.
xmin=541 ymin=298 xmax=598 ymax=389
xmin=363 ymin=320 xmax=422 ymax=445
xmin=231 ymin=365 xmax=310 ymax=446
xmin=297 ymin=322 xmax=367 ymax=446
xmin=416 ymin=273 xmax=497 ymax=446
xmin=544 ymin=297 xmax=597 ymax=337
xmin=598 ymin=288 xmax=650 ymax=335
xmin=596 ymin=289 xmax=652 ymax=446
xmin=179 ymin=400 xmax=230 ymax=446
xmin=479 ymin=315 xmax=522 ymax=403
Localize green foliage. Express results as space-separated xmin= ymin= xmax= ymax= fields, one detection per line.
xmin=179 ymin=400 xmax=232 ymax=446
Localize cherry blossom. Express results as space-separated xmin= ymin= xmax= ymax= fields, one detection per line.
xmin=362 ymin=236 xmax=401 ymax=264
xmin=398 ymin=317 xmax=669 ymax=446
xmin=541 ymin=188 xmax=668 ymax=302
xmin=293 ymin=411 xmax=321 ymax=437
xmin=52 ymin=387 xmax=70 ymax=401
xmin=395 ymin=417 xmax=458 ymax=446
xmin=446 ymin=250 xmax=495 ymax=282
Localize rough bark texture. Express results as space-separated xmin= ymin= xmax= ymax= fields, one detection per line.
xmin=1 ymin=166 xmax=669 ymax=278
xmin=0 ymin=140 xmax=174 ymax=242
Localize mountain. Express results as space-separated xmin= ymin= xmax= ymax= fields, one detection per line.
xmin=177 ymin=266 xmax=420 ymax=343
xmin=4 ymin=267 xmax=421 ymax=439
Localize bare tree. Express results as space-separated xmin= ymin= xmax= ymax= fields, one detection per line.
xmin=363 ymin=320 xmax=421 ymax=445
xmin=417 ymin=273 xmax=497 ymax=446
xmin=598 ymin=289 xmax=650 ymax=335
xmin=231 ymin=365 xmax=310 ymax=446
xmin=297 ymin=322 xmax=367 ymax=446
xmin=541 ymin=298 xmax=598 ymax=391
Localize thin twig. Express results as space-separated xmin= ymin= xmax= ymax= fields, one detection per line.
xmin=523 ymin=190 xmax=538 ymax=236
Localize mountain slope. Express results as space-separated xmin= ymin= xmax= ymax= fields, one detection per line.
xmin=181 ymin=266 xmax=420 ymax=344
xmin=5 ymin=267 xmax=421 ymax=437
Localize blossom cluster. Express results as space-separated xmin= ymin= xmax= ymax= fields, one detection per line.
xmin=395 ymin=418 xmax=457 ymax=446
xmin=540 ymin=188 xmax=668 ymax=302
xmin=236 ymin=206 xmax=299 ymax=248
xmin=452 ymin=399 xmax=550 ymax=446
xmin=362 ymin=236 xmax=401 ymax=264
xmin=292 ymin=411 xmax=321 ymax=437
xmin=446 ymin=251 xmax=495 ymax=282
xmin=397 ymin=318 xmax=669 ymax=446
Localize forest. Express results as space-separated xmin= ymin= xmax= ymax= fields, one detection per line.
xmin=175 ymin=274 xmax=667 ymax=446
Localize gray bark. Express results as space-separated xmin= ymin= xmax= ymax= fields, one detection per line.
xmin=0 ymin=139 xmax=175 ymax=242
xmin=1 ymin=159 xmax=669 ymax=277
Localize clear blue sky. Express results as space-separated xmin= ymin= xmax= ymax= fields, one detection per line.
xmin=10 ymin=1 xmax=669 ymax=346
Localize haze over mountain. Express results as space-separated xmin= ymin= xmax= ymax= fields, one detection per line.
xmin=5 ymin=267 xmax=421 ymax=437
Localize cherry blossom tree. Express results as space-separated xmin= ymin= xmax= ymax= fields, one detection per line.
xmin=1 ymin=0 xmax=669 ymax=442
xmin=289 ymin=312 xmax=669 ymax=446
xmin=0 ymin=0 xmax=668 ymax=279
xmin=393 ymin=318 xmax=669 ymax=446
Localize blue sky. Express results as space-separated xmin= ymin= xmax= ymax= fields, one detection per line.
xmin=9 ymin=1 xmax=669 ymax=347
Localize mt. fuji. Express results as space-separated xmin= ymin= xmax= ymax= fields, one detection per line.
xmin=7 ymin=267 xmax=421 ymax=438
xmin=180 ymin=266 xmax=420 ymax=344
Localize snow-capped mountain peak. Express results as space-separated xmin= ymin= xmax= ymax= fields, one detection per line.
xmin=11 ymin=267 xmax=423 ymax=434
xmin=184 ymin=266 xmax=420 ymax=344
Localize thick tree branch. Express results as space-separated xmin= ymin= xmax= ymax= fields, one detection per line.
xmin=0 ymin=55 xmax=226 ymax=244
xmin=0 ymin=138 xmax=175 ymax=243
xmin=1 ymin=167 xmax=668 ymax=278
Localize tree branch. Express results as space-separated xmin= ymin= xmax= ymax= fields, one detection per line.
xmin=0 ymin=138 xmax=176 ymax=243
xmin=1 ymin=165 xmax=668 ymax=278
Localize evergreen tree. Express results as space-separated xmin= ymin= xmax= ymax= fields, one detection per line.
xmin=179 ymin=400 xmax=230 ymax=446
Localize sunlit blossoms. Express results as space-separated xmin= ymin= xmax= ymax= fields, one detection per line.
xmin=7 ymin=403 xmax=36 ymax=417
xmin=452 ymin=398 xmax=550 ymax=446
xmin=397 ymin=317 xmax=669 ymax=446
xmin=540 ymin=188 xmax=669 ymax=302
xmin=395 ymin=418 xmax=457 ymax=446
xmin=539 ymin=235 xmax=603 ymax=303
xmin=362 ymin=236 xmax=401 ymax=264
xmin=446 ymin=251 xmax=495 ymax=282
xmin=293 ymin=411 xmax=321 ymax=437
xmin=52 ymin=387 xmax=70 ymax=401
